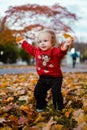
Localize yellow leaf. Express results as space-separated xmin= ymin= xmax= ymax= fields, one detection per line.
xmin=0 ymin=127 xmax=12 ymax=130
xmin=0 ymin=82 xmax=9 ymax=88
xmin=55 ymin=124 xmax=63 ymax=130
xmin=65 ymin=108 xmax=73 ymax=118
xmin=20 ymin=105 xmax=30 ymax=113
xmin=84 ymin=124 xmax=87 ymax=130
xmin=6 ymin=97 xmax=14 ymax=103
xmin=34 ymin=114 xmax=42 ymax=124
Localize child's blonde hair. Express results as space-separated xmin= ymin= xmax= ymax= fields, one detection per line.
xmin=38 ymin=29 xmax=57 ymax=47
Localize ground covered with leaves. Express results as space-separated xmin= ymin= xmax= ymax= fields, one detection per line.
xmin=0 ymin=72 xmax=87 ymax=130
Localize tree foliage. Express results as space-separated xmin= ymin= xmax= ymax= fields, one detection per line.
xmin=0 ymin=3 xmax=78 ymax=63
xmin=0 ymin=23 xmax=19 ymax=63
xmin=0 ymin=23 xmax=15 ymax=46
xmin=0 ymin=44 xmax=19 ymax=63
xmin=2 ymin=3 xmax=77 ymax=38
xmin=19 ymin=48 xmax=31 ymax=64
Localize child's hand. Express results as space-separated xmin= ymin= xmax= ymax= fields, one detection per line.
xmin=64 ymin=37 xmax=72 ymax=46
xmin=63 ymin=33 xmax=74 ymax=44
xmin=16 ymin=36 xmax=24 ymax=47
xmin=64 ymin=33 xmax=74 ymax=44
xmin=61 ymin=33 xmax=74 ymax=50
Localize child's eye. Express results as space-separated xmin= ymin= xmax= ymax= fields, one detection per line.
xmin=38 ymin=40 xmax=41 ymax=43
xmin=38 ymin=40 xmax=48 ymax=43
xmin=44 ymin=40 xmax=48 ymax=42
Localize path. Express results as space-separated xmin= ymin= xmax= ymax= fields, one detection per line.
xmin=0 ymin=63 xmax=87 ymax=75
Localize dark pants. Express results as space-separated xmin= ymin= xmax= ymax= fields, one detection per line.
xmin=34 ymin=76 xmax=63 ymax=110
xmin=72 ymin=58 xmax=76 ymax=68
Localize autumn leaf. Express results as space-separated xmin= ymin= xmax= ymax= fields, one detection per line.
xmin=72 ymin=109 xmax=86 ymax=124
xmin=0 ymin=72 xmax=87 ymax=129
xmin=18 ymin=116 xmax=28 ymax=125
xmin=0 ymin=118 xmax=6 ymax=123
xmin=63 ymin=33 xmax=74 ymax=42
xmin=16 ymin=36 xmax=24 ymax=43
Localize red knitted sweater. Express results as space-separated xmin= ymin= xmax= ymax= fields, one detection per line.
xmin=22 ymin=41 xmax=67 ymax=77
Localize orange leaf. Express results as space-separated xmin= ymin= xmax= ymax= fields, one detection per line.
xmin=16 ymin=36 xmax=23 ymax=43
xmin=20 ymin=105 xmax=30 ymax=114
xmin=63 ymin=33 xmax=74 ymax=42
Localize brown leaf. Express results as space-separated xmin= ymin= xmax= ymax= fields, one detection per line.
xmin=18 ymin=116 xmax=28 ymax=125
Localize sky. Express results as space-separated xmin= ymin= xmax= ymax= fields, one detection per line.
xmin=0 ymin=0 xmax=87 ymax=42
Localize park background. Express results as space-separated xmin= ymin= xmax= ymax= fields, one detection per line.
xmin=0 ymin=0 xmax=87 ymax=65
xmin=0 ymin=0 xmax=87 ymax=130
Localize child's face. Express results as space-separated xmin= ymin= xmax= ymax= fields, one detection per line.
xmin=38 ymin=32 xmax=52 ymax=51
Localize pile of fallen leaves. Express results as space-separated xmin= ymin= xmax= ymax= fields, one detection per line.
xmin=0 ymin=72 xmax=87 ymax=130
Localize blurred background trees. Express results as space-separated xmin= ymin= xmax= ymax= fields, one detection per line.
xmin=0 ymin=25 xmax=19 ymax=63
xmin=0 ymin=3 xmax=87 ymax=64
